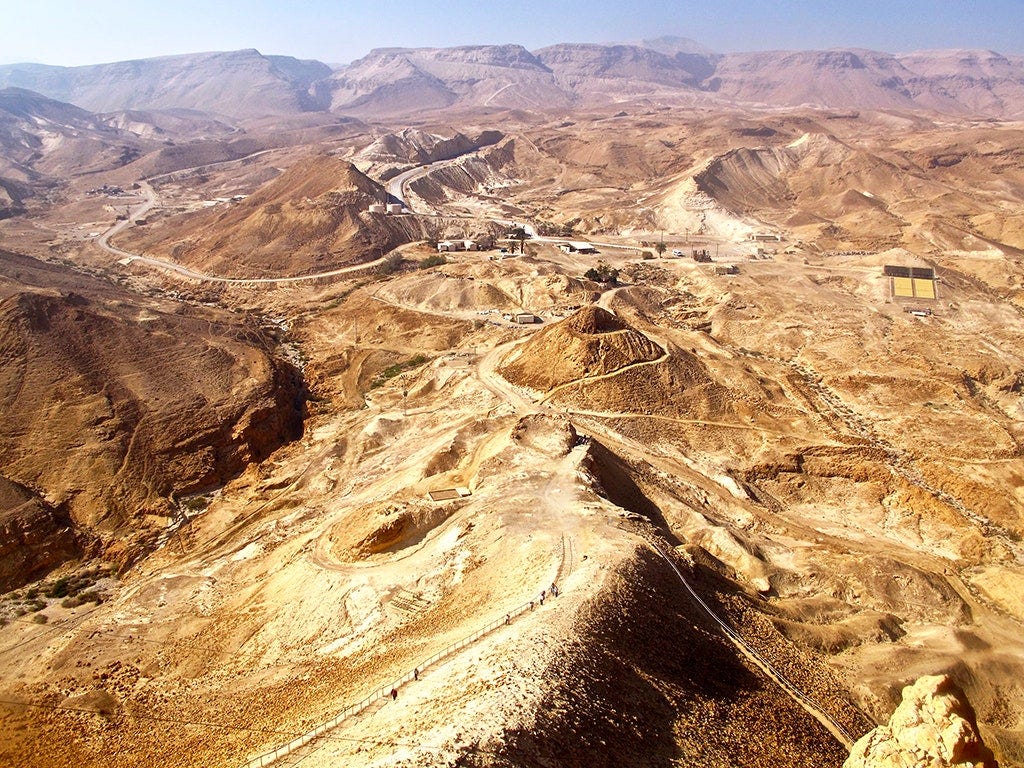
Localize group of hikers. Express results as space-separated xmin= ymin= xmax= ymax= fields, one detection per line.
xmin=525 ymin=581 xmax=561 ymax=614
xmin=390 ymin=582 xmax=561 ymax=701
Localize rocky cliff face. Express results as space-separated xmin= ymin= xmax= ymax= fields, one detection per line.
xmin=535 ymin=43 xmax=706 ymax=92
xmin=0 ymin=290 xmax=305 ymax=526
xmin=0 ymin=252 xmax=305 ymax=578
xmin=3 ymin=44 xmax=1024 ymax=123
xmin=845 ymin=675 xmax=998 ymax=768
xmin=324 ymin=44 xmax=571 ymax=116
xmin=0 ymin=477 xmax=81 ymax=592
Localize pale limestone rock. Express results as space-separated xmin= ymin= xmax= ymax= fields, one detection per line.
xmin=844 ymin=675 xmax=997 ymax=768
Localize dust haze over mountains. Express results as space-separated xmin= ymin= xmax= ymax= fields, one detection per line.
xmin=2 ymin=40 xmax=1024 ymax=120
xmin=0 ymin=32 xmax=1023 ymax=768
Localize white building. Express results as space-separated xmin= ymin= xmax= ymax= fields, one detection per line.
xmin=558 ymin=241 xmax=598 ymax=254
xmin=437 ymin=239 xmax=479 ymax=253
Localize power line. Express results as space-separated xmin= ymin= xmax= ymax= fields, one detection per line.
xmin=0 ymin=605 xmax=105 ymax=656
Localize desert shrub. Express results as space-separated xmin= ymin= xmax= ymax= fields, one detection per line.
xmin=419 ymin=254 xmax=447 ymax=269
xmin=31 ymin=614 xmax=48 ymax=624
xmin=370 ymin=354 xmax=430 ymax=389
xmin=374 ymin=253 xmax=404 ymax=276
xmin=584 ymin=262 xmax=619 ymax=285
xmin=47 ymin=577 xmax=71 ymax=598
xmin=182 ymin=496 xmax=210 ymax=514
xmin=62 ymin=596 xmax=84 ymax=609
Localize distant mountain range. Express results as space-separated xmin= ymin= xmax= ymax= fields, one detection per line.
xmin=1 ymin=41 xmax=1022 ymax=121
xmin=0 ymin=87 xmax=146 ymax=215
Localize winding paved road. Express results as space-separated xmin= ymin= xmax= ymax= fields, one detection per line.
xmin=97 ymin=180 xmax=389 ymax=283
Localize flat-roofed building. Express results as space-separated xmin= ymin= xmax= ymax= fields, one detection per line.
xmin=558 ymin=241 xmax=598 ymax=254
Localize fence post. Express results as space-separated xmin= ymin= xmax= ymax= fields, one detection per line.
xmin=240 ymin=592 xmax=562 ymax=768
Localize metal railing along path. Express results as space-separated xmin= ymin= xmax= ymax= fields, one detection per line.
xmin=640 ymin=532 xmax=856 ymax=748
xmin=241 ymin=594 xmax=553 ymax=768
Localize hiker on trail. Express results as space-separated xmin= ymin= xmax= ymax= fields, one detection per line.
xmin=540 ymin=590 xmax=545 ymax=605
xmin=391 ymin=688 xmax=398 ymax=701
xmin=413 ymin=668 xmax=419 ymax=681
xmin=505 ymin=613 xmax=510 ymax=625
xmin=529 ymin=601 xmax=534 ymax=611
xmin=551 ymin=583 xmax=559 ymax=597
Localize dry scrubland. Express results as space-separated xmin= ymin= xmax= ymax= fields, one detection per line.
xmin=0 ymin=104 xmax=1022 ymax=768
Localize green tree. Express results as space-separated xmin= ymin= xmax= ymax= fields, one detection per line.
xmin=584 ymin=263 xmax=619 ymax=285
xmin=507 ymin=226 xmax=527 ymax=254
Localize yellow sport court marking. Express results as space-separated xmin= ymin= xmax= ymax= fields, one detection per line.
xmin=892 ymin=277 xmax=914 ymax=297
xmin=913 ymin=278 xmax=936 ymax=299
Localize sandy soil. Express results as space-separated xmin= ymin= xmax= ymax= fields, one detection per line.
xmin=2 ymin=107 xmax=1024 ymax=767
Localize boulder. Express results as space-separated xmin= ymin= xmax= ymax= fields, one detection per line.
xmin=845 ymin=675 xmax=997 ymax=768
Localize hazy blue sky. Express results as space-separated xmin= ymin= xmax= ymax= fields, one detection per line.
xmin=0 ymin=0 xmax=1021 ymax=66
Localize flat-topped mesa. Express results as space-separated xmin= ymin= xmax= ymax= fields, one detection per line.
xmin=498 ymin=306 xmax=662 ymax=392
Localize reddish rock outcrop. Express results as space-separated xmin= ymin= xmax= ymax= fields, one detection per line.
xmin=0 ymin=476 xmax=80 ymax=591
xmin=0 ymin=253 xmax=306 ymax=581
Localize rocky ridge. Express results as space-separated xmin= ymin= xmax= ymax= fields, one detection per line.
xmin=0 ymin=477 xmax=80 ymax=592
xmin=3 ymin=44 xmax=1023 ymax=121
xmin=845 ymin=675 xmax=998 ymax=768
xmin=0 ymin=49 xmax=330 ymax=118
xmin=0 ymin=252 xmax=305 ymax=572
xmin=118 ymin=155 xmax=416 ymax=278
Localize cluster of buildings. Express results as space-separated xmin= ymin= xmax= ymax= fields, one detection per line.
xmin=367 ymin=203 xmax=405 ymax=215
xmin=436 ymin=239 xmax=480 ymax=252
